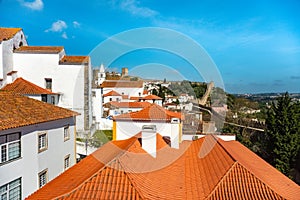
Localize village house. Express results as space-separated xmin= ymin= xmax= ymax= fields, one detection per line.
xmin=103 ymin=101 xmax=151 ymax=116
xmin=26 ymin=132 xmax=300 ymax=199
xmin=0 ymin=92 xmax=78 ymax=199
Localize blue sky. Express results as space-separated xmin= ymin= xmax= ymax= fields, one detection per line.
xmin=1 ymin=0 xmax=299 ymax=93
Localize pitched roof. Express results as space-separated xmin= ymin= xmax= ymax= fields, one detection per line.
xmin=0 ymin=27 xmax=21 ymax=42
xmin=26 ymin=135 xmax=300 ymax=200
xmin=130 ymin=96 xmax=142 ymax=101
xmin=113 ymin=103 xmax=183 ymax=121
xmin=59 ymin=55 xmax=90 ymax=65
xmin=104 ymin=101 xmax=151 ymax=109
xmin=0 ymin=92 xmax=79 ymax=131
xmin=103 ymin=90 xmax=122 ymax=97
xmin=142 ymin=94 xmax=162 ymax=100
xmin=14 ymin=46 xmax=64 ymax=54
xmin=1 ymin=78 xmax=55 ymax=95
xmin=100 ymin=80 xmax=144 ymax=88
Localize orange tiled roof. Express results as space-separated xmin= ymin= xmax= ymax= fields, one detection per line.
xmin=101 ymin=80 xmax=143 ymax=88
xmin=104 ymin=101 xmax=151 ymax=108
xmin=14 ymin=46 xmax=64 ymax=53
xmin=59 ymin=55 xmax=89 ymax=65
xmin=130 ymin=96 xmax=142 ymax=101
xmin=0 ymin=27 xmax=21 ymax=41
xmin=113 ymin=103 xmax=183 ymax=121
xmin=0 ymin=92 xmax=79 ymax=131
xmin=26 ymin=135 xmax=300 ymax=200
xmin=142 ymin=94 xmax=162 ymax=100
xmin=103 ymin=90 xmax=121 ymax=97
xmin=1 ymin=78 xmax=55 ymax=95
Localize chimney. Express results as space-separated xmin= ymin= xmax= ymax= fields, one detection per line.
xmin=171 ymin=118 xmax=180 ymax=149
xmin=6 ymin=71 xmax=18 ymax=84
xmin=141 ymin=125 xmax=157 ymax=158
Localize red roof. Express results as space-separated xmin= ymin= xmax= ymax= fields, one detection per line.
xmin=0 ymin=92 xmax=79 ymax=131
xmin=101 ymin=80 xmax=143 ymax=88
xmin=113 ymin=103 xmax=183 ymax=122
xmin=59 ymin=55 xmax=89 ymax=65
xmin=103 ymin=90 xmax=122 ymax=97
xmin=14 ymin=46 xmax=64 ymax=54
xmin=0 ymin=27 xmax=21 ymax=41
xmin=142 ymin=94 xmax=162 ymax=100
xmin=104 ymin=101 xmax=151 ymax=109
xmin=1 ymin=78 xmax=55 ymax=95
xmin=26 ymin=135 xmax=300 ymax=199
xmin=130 ymin=96 xmax=142 ymax=101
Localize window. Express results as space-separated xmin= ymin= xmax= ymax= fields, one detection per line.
xmin=109 ymin=98 xmax=112 ymax=101
xmin=45 ymin=78 xmax=52 ymax=90
xmin=64 ymin=126 xmax=70 ymax=141
xmin=0 ymin=133 xmax=21 ymax=164
xmin=38 ymin=169 xmax=48 ymax=188
xmin=38 ymin=132 xmax=47 ymax=153
xmin=0 ymin=178 xmax=21 ymax=200
xmin=64 ymin=155 xmax=70 ymax=170
xmin=51 ymin=96 xmax=55 ymax=105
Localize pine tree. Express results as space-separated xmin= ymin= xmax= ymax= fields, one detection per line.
xmin=264 ymin=92 xmax=300 ymax=178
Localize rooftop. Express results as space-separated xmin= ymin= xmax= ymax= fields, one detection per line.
xmin=103 ymin=90 xmax=122 ymax=97
xmin=100 ymin=80 xmax=144 ymax=88
xmin=143 ymin=94 xmax=163 ymax=100
xmin=0 ymin=27 xmax=21 ymax=42
xmin=59 ymin=55 xmax=90 ymax=65
xmin=104 ymin=101 xmax=151 ymax=109
xmin=14 ymin=46 xmax=64 ymax=54
xmin=1 ymin=77 xmax=55 ymax=95
xmin=0 ymin=92 xmax=79 ymax=131
xmin=113 ymin=103 xmax=183 ymax=122
xmin=26 ymin=135 xmax=300 ymax=199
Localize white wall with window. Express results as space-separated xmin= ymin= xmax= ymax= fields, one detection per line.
xmin=0 ymin=117 xmax=76 ymax=199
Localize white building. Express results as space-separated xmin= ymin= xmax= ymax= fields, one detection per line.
xmin=0 ymin=27 xmax=27 ymax=88
xmin=103 ymin=101 xmax=151 ymax=116
xmin=0 ymin=92 xmax=78 ymax=199
xmin=12 ymin=46 xmax=92 ymax=134
xmin=113 ymin=103 xmax=183 ymax=149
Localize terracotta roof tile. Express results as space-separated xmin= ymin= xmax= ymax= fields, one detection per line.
xmin=59 ymin=55 xmax=90 ymax=65
xmin=1 ymin=77 xmax=55 ymax=95
xmin=26 ymin=135 xmax=300 ymax=200
xmin=113 ymin=104 xmax=183 ymax=121
xmin=0 ymin=92 xmax=79 ymax=131
xmin=101 ymin=80 xmax=144 ymax=88
xmin=104 ymin=101 xmax=151 ymax=109
xmin=0 ymin=27 xmax=21 ymax=41
xmin=103 ymin=90 xmax=122 ymax=97
xmin=14 ymin=46 xmax=64 ymax=53
xmin=142 ymin=94 xmax=162 ymax=100
xmin=130 ymin=96 xmax=142 ymax=101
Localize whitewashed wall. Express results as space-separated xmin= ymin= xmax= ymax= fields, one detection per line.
xmin=0 ymin=117 xmax=76 ymax=199
xmin=103 ymin=87 xmax=144 ymax=99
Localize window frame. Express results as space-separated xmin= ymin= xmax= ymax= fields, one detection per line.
xmin=0 ymin=177 xmax=22 ymax=200
xmin=38 ymin=169 xmax=48 ymax=188
xmin=38 ymin=132 xmax=48 ymax=153
xmin=45 ymin=78 xmax=52 ymax=91
xmin=0 ymin=132 xmax=21 ymax=164
xmin=64 ymin=154 xmax=70 ymax=170
xmin=63 ymin=126 xmax=70 ymax=141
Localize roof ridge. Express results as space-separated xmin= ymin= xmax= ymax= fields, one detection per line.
xmin=206 ymin=162 xmax=286 ymax=199
xmin=53 ymin=137 xmax=138 ymax=199
xmin=116 ymin=157 xmax=146 ymax=199
xmin=205 ymin=161 xmax=238 ymax=199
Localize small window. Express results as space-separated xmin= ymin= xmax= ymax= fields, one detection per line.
xmin=45 ymin=78 xmax=52 ymax=90
xmin=64 ymin=126 xmax=70 ymax=141
xmin=109 ymin=98 xmax=112 ymax=101
xmin=38 ymin=132 xmax=47 ymax=153
xmin=64 ymin=155 xmax=70 ymax=170
xmin=38 ymin=169 xmax=48 ymax=188
xmin=0 ymin=133 xmax=21 ymax=164
xmin=0 ymin=178 xmax=21 ymax=199
xmin=92 ymin=91 xmax=96 ymax=97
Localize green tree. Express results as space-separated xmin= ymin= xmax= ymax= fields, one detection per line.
xmin=263 ymin=92 xmax=300 ymax=179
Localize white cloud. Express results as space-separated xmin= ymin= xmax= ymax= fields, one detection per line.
xmin=62 ymin=32 xmax=68 ymax=39
xmin=45 ymin=20 xmax=67 ymax=32
xmin=21 ymin=0 xmax=44 ymax=11
xmin=73 ymin=21 xmax=81 ymax=28
xmin=111 ymin=0 xmax=158 ymax=18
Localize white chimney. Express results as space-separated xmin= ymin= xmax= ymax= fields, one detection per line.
xmin=141 ymin=125 xmax=157 ymax=158
xmin=171 ymin=118 xmax=180 ymax=149
xmin=6 ymin=71 xmax=18 ymax=84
